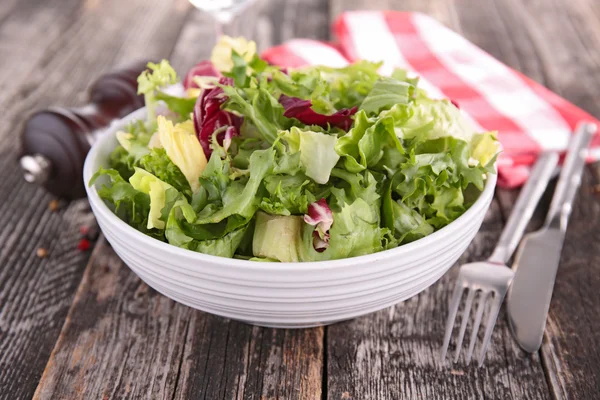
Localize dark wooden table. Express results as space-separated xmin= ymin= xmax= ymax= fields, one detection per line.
xmin=1 ymin=0 xmax=599 ymax=399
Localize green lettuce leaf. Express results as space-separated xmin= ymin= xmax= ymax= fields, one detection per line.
xmin=382 ymin=174 xmax=434 ymax=243
xmin=109 ymin=145 xmax=137 ymax=181
xmin=280 ymin=127 xmax=340 ymax=184
xmin=166 ymin=203 xmax=249 ymax=258
xmin=298 ymin=172 xmax=386 ymax=261
xmin=359 ymin=77 xmax=412 ymax=116
xmin=252 ymin=212 xmax=304 ymax=262
xmin=190 ymin=227 xmax=248 ymax=257
xmin=137 ymin=60 xmax=178 ymax=122
xmin=129 ymin=168 xmax=173 ymax=230
xmin=195 ymin=148 xmax=274 ymax=223
xmin=335 ymin=110 xmax=370 ymax=173
xmin=155 ymin=91 xmax=196 ymax=118
xmin=139 ymin=148 xmax=192 ymax=199
xmin=259 ymin=174 xmax=316 ymax=216
xmin=108 ymin=119 xmax=157 ymax=182
xmin=392 ymin=97 xmax=500 ymax=164
xmin=335 ymin=107 xmax=406 ymax=173
xmin=270 ymin=61 xmax=382 ymax=113
xmin=221 ymin=84 xmax=289 ymax=144
xmin=89 ymin=168 xmax=162 ymax=240
xmin=391 ymin=68 xmax=420 ymax=87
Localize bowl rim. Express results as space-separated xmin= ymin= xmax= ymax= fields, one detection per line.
xmin=84 ymin=108 xmax=497 ymax=272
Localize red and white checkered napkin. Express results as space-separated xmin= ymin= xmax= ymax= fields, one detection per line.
xmin=262 ymin=11 xmax=600 ymax=188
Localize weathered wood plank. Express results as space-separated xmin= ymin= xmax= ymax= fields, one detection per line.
xmin=32 ymin=1 xmax=329 ymax=399
xmin=0 ymin=1 xmax=193 ymax=399
xmin=173 ymin=315 xmax=323 ymax=400
xmin=32 ymin=238 xmax=193 ymax=400
xmin=33 ymin=238 xmax=324 ymax=400
xmin=0 ymin=0 xmax=83 ymax=117
xmin=326 ymin=198 xmax=551 ymax=400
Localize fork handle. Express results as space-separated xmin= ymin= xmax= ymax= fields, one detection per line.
xmin=488 ymin=152 xmax=559 ymax=265
xmin=543 ymin=122 xmax=597 ymax=230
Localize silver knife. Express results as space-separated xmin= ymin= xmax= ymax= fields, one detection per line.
xmin=507 ymin=122 xmax=597 ymax=353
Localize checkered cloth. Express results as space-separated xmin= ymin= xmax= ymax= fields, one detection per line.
xmin=262 ymin=11 xmax=600 ymax=188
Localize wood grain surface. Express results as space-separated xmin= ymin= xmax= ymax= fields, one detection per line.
xmin=0 ymin=0 xmax=191 ymax=398
xmin=33 ymin=238 xmax=324 ymax=400
xmin=0 ymin=0 xmax=599 ymax=399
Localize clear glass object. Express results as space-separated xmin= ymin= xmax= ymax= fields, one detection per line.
xmin=189 ymin=0 xmax=257 ymax=38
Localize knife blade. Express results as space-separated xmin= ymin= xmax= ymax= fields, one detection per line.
xmin=507 ymin=122 xmax=597 ymax=353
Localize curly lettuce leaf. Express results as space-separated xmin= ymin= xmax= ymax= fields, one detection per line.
xmin=359 ymin=77 xmax=413 ymax=116
xmin=139 ymin=148 xmax=192 ymax=198
xmin=259 ymin=174 xmax=316 ymax=216
xmin=395 ymin=97 xmax=490 ymax=147
xmin=190 ymin=227 xmax=248 ymax=257
xmin=382 ymin=174 xmax=434 ymax=243
xmin=298 ymin=172 xmax=386 ymax=261
xmin=137 ymin=60 xmax=178 ymax=122
xmin=89 ymin=168 xmax=163 ymax=240
xmin=166 ymin=201 xmax=249 ymax=258
xmin=335 ymin=107 xmax=407 ymax=173
xmin=221 ymin=84 xmax=288 ymax=144
xmin=109 ymin=120 xmax=154 ymax=180
xmin=195 ymin=148 xmax=274 ymax=224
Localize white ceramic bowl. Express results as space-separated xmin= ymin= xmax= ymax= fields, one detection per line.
xmin=84 ymin=108 xmax=496 ymax=328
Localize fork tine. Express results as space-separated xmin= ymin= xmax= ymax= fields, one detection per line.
xmin=466 ymin=291 xmax=487 ymax=365
xmin=477 ymin=293 xmax=504 ymax=367
xmin=441 ymin=280 xmax=465 ymax=361
xmin=453 ymin=289 xmax=476 ymax=362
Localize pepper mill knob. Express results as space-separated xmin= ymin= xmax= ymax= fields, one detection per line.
xmin=19 ymin=61 xmax=149 ymax=199
xmin=20 ymin=153 xmax=51 ymax=184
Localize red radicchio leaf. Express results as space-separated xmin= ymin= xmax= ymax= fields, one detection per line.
xmin=279 ymin=94 xmax=357 ymax=131
xmin=304 ymin=198 xmax=333 ymax=251
xmin=183 ymin=61 xmax=221 ymax=90
xmin=193 ymin=77 xmax=242 ymax=158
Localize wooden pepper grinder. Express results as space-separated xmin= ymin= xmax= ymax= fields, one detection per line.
xmin=19 ymin=61 xmax=150 ymax=199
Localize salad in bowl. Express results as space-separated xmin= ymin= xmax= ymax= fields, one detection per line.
xmin=90 ymin=36 xmax=499 ymax=263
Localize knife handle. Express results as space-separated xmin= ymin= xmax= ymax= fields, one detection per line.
xmin=488 ymin=152 xmax=559 ymax=265
xmin=544 ymin=122 xmax=597 ymax=230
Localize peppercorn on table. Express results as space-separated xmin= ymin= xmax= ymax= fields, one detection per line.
xmin=1 ymin=0 xmax=600 ymax=399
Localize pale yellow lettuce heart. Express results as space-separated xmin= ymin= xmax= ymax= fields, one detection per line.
xmin=129 ymin=168 xmax=171 ymax=230
xmin=157 ymin=115 xmax=207 ymax=192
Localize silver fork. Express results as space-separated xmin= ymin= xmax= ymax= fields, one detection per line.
xmin=441 ymin=151 xmax=559 ymax=366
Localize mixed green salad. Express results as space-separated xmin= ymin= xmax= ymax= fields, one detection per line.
xmin=91 ymin=36 xmax=499 ymax=262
